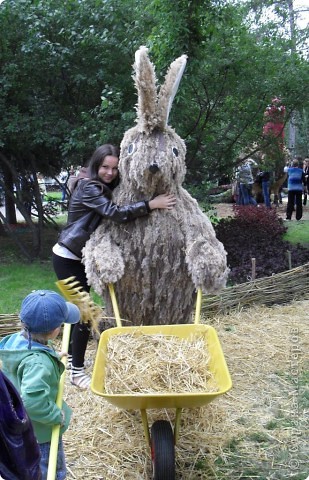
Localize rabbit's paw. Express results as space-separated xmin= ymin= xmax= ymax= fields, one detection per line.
xmin=185 ymin=235 xmax=229 ymax=293
xmin=82 ymin=235 xmax=124 ymax=290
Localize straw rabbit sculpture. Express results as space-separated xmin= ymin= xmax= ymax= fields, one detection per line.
xmin=83 ymin=46 xmax=228 ymax=325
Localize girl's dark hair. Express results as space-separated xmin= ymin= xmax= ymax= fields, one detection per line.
xmin=88 ymin=144 xmax=120 ymax=189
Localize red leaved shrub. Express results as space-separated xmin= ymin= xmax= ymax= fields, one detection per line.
xmin=215 ymin=205 xmax=308 ymax=284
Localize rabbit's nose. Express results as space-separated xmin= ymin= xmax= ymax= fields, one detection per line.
xmin=149 ymin=163 xmax=160 ymax=174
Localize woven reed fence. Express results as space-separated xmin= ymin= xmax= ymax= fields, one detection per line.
xmin=202 ymin=262 xmax=309 ymax=318
xmin=0 ymin=314 xmax=21 ymax=337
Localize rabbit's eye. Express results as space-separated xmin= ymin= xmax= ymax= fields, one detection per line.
xmin=128 ymin=143 xmax=136 ymax=155
xmin=172 ymin=147 xmax=179 ymax=157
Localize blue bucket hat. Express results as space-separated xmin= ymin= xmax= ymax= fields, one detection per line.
xmin=20 ymin=290 xmax=80 ymax=333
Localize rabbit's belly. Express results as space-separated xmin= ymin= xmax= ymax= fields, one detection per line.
xmin=113 ymin=265 xmax=196 ymax=325
xmin=118 ymin=216 xmax=186 ymax=272
xmin=107 ymin=218 xmax=196 ymax=325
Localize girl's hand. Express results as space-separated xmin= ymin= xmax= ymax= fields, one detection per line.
xmin=149 ymin=193 xmax=176 ymax=210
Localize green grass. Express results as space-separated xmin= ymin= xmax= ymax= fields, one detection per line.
xmin=45 ymin=191 xmax=62 ymax=201
xmin=0 ymin=262 xmax=58 ymax=313
xmin=0 ymin=260 xmax=103 ymax=314
xmin=0 ymin=261 xmax=104 ymax=314
xmin=283 ymin=220 xmax=309 ymax=246
xmin=0 ymin=224 xmax=63 ymax=313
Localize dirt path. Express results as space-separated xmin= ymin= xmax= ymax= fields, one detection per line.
xmin=213 ymin=198 xmax=309 ymax=221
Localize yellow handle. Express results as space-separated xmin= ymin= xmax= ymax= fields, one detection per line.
xmin=194 ymin=288 xmax=202 ymax=324
xmin=108 ymin=284 xmax=122 ymax=328
xmin=47 ymin=322 xmax=71 ymax=480
xmin=108 ymin=284 xmax=201 ymax=327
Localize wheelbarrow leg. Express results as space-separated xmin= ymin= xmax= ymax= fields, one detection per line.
xmin=174 ymin=408 xmax=182 ymax=445
xmin=140 ymin=409 xmax=151 ymax=446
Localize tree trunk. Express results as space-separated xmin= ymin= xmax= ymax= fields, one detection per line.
xmin=2 ymin=165 xmax=17 ymax=224
xmin=288 ymin=0 xmax=297 ymax=156
xmin=0 ymin=211 xmax=33 ymax=262
xmin=0 ymin=152 xmax=42 ymax=259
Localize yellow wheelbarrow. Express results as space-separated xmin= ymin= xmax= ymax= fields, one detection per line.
xmin=91 ymin=286 xmax=232 ymax=479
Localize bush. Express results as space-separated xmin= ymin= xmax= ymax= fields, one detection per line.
xmin=215 ymin=205 xmax=309 ymax=284
xmin=185 ymin=182 xmax=213 ymax=211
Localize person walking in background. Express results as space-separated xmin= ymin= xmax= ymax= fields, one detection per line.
xmin=0 ymin=290 xmax=80 ymax=480
xmin=284 ymin=158 xmax=306 ymax=220
xmin=59 ymin=170 xmax=68 ymax=202
xmin=236 ymin=159 xmax=257 ymax=206
xmin=67 ymin=165 xmax=90 ymax=194
xmin=37 ymin=174 xmax=47 ymax=203
xmin=52 ymin=144 xmax=176 ymax=389
xmin=257 ymin=170 xmax=272 ymax=208
xmin=257 ymin=153 xmax=273 ymax=208
xmin=67 ymin=167 xmax=77 ymax=195
xmin=303 ymin=157 xmax=309 ymax=206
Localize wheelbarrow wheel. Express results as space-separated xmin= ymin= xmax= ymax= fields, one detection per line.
xmin=151 ymin=420 xmax=175 ymax=480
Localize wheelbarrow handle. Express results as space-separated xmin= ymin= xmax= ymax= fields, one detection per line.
xmin=194 ymin=288 xmax=202 ymax=325
xmin=108 ymin=284 xmax=202 ymax=327
xmin=108 ymin=283 xmax=122 ymax=328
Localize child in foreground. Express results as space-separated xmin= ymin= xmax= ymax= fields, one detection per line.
xmin=0 ymin=368 xmax=41 ymax=479
xmin=0 ymin=290 xmax=80 ymax=480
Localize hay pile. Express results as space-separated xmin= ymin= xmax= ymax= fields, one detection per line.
xmin=105 ymin=333 xmax=216 ymax=394
xmin=62 ymin=299 xmax=308 ymax=479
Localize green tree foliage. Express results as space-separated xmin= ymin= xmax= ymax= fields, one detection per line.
xmin=1 ymin=0 xmax=308 ymax=175
xmin=0 ymin=0 xmax=147 ymax=170
xmin=0 ymin=0 xmax=149 ymax=233
xmin=0 ymin=0 xmax=308 ymax=237
xmin=145 ymin=0 xmax=309 ymax=181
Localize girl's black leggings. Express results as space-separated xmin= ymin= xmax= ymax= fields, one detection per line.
xmin=52 ymin=253 xmax=91 ymax=367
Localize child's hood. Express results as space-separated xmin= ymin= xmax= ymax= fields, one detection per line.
xmin=0 ymin=332 xmax=60 ymax=370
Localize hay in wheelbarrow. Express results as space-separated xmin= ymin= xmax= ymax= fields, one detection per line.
xmin=62 ymin=298 xmax=308 ymax=479
xmin=105 ymin=332 xmax=218 ymax=394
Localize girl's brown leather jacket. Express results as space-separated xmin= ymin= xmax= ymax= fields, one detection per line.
xmin=58 ymin=179 xmax=150 ymax=258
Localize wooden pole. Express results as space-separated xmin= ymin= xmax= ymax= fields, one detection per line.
xmin=251 ymin=257 xmax=256 ymax=280
xmin=47 ymin=323 xmax=71 ymax=480
xmin=287 ymin=250 xmax=292 ymax=270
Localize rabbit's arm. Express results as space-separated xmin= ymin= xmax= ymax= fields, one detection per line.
xmin=178 ymin=190 xmax=229 ymax=293
xmin=82 ymin=228 xmax=125 ymax=294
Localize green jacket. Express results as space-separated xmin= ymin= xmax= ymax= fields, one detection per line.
xmin=0 ymin=332 xmax=72 ymax=443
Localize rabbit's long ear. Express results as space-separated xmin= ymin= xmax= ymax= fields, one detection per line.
xmin=157 ymin=55 xmax=187 ymax=129
xmin=134 ymin=46 xmax=158 ymax=133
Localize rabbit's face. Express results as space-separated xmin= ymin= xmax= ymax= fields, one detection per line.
xmin=119 ymin=126 xmax=186 ymax=196
xmin=116 ymin=47 xmax=188 ymax=197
